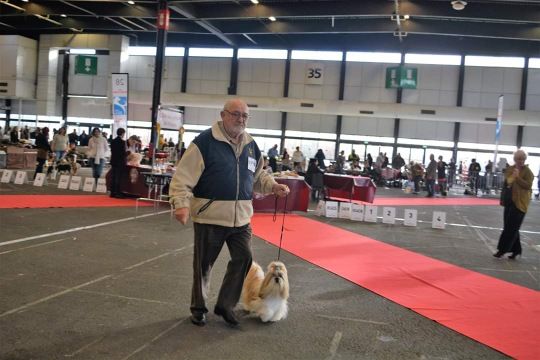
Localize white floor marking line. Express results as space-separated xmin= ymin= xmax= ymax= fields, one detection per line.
xmin=72 ymin=289 xmax=177 ymax=306
xmin=527 ymin=271 xmax=538 ymax=283
xmin=121 ymin=318 xmax=187 ymax=360
xmin=0 ymin=246 xmax=191 ymax=319
xmin=0 ymin=275 xmax=112 ymax=319
xmin=317 ymin=314 xmax=389 ymax=325
xmin=325 ymin=331 xmax=343 ymax=360
xmin=64 ymin=336 xmax=106 ymax=357
xmin=0 ymin=210 xmax=171 ymax=247
xmin=0 ymin=237 xmax=73 ymax=255
xmin=463 ymin=217 xmax=496 ymax=254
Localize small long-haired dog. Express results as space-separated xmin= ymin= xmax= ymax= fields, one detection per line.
xmin=240 ymin=261 xmax=289 ymax=322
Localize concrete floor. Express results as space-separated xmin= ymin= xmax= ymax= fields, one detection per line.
xmin=1 ymin=170 xmax=539 ymax=360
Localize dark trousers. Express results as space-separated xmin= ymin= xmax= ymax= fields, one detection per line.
xmin=426 ymin=178 xmax=435 ymax=196
xmin=110 ymin=165 xmax=124 ymax=196
xmin=269 ymin=157 xmax=277 ymax=172
xmin=34 ymin=158 xmax=46 ymax=180
xmin=413 ymin=175 xmax=422 ymax=193
xmin=191 ymin=223 xmax=252 ymax=315
xmin=497 ymin=203 xmax=525 ymax=254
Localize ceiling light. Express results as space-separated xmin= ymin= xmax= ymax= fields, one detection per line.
xmin=60 ymin=14 xmax=67 ymax=18
xmin=21 ymin=0 xmax=29 ymax=2
xmin=127 ymin=0 xmax=135 ymax=4
xmin=69 ymin=48 xmax=96 ymax=55
xmin=451 ymin=1 xmax=467 ymax=10
xmin=250 ymin=0 xmax=259 ymax=3
xmin=268 ymin=16 xmax=276 ymax=22
xmin=403 ymin=14 xmax=410 ymax=20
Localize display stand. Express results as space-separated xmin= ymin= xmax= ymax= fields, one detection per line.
xmin=135 ymin=172 xmax=173 ymax=219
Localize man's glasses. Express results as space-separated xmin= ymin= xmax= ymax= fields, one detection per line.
xmin=224 ymin=110 xmax=250 ymax=120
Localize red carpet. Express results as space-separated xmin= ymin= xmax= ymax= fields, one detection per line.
xmin=0 ymin=195 xmax=152 ymax=208
xmin=252 ymin=214 xmax=540 ymax=360
xmin=330 ymin=196 xmax=499 ymax=206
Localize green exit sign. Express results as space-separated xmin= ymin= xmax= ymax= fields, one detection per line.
xmin=75 ymin=55 xmax=97 ymax=75
xmin=385 ymin=66 xmax=417 ymax=89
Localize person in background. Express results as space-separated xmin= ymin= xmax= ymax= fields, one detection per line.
xmin=437 ymin=155 xmax=447 ymax=196
xmin=68 ymin=129 xmax=79 ymax=145
xmin=448 ymin=159 xmax=456 ymax=188
xmin=305 ymin=158 xmax=324 ymax=200
xmin=87 ymin=128 xmax=110 ymax=181
xmin=10 ymin=126 xmax=19 ymax=143
xmin=292 ymin=146 xmax=305 ymax=171
xmin=21 ymin=126 xmax=30 ymax=140
xmin=315 ymin=149 xmax=326 ymax=170
xmin=348 ymin=149 xmax=360 ymax=163
xmin=425 ymin=154 xmax=437 ymax=197
xmin=367 ymin=153 xmax=373 ymax=170
xmin=79 ymin=130 xmax=89 ymax=146
xmin=411 ymin=161 xmax=424 ymax=194
xmin=33 ymin=127 xmax=51 ymax=179
xmin=494 ymin=149 xmax=533 ymax=259
xmin=336 ymin=150 xmax=346 ymax=174
xmin=51 ymin=126 xmax=69 ymax=160
xmin=535 ymin=169 xmax=540 ymax=200
xmin=392 ymin=153 xmax=405 ymax=171
xmin=281 ymin=148 xmax=291 ymax=170
xmin=169 ymin=98 xmax=289 ymax=327
xmin=127 ymin=135 xmax=141 ymax=154
xmin=168 ymin=137 xmax=175 ymax=148
xmin=110 ymin=128 xmax=127 ymax=198
xmin=267 ymin=144 xmax=279 ymax=172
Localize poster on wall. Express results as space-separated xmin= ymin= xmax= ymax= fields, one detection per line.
xmin=111 ymin=73 xmax=128 ymax=133
xmin=158 ymin=107 xmax=183 ymax=130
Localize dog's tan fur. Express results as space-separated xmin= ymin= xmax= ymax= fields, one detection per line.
xmin=240 ymin=261 xmax=289 ymax=322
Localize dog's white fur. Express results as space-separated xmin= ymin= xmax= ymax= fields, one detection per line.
xmin=240 ymin=261 xmax=289 ymax=322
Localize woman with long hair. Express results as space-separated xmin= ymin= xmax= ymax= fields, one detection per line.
xmin=86 ymin=128 xmax=110 ymax=181
xmin=494 ymin=149 xmax=534 ymax=259
xmin=51 ymin=126 xmax=69 ymax=160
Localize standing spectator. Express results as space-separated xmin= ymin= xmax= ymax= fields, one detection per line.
xmin=348 ymin=149 xmax=360 ymax=163
xmin=468 ymin=159 xmax=481 ymax=195
xmin=382 ymin=153 xmax=389 ymax=168
xmin=168 ymin=98 xmax=289 ymax=327
xmin=494 ymin=150 xmax=533 ymax=259
xmin=448 ymin=159 xmax=456 ymax=188
xmin=392 ymin=153 xmax=405 ymax=170
xmin=33 ymin=127 xmax=51 ymax=179
xmin=336 ymin=150 xmax=346 ymax=174
xmin=367 ymin=153 xmax=373 ymax=170
xmin=437 ymin=155 xmax=448 ymax=196
xmin=127 ymin=135 xmax=141 ymax=153
xmin=10 ymin=126 xmax=19 ymax=143
xmin=86 ymin=128 xmax=109 ymax=181
xmin=79 ymin=130 xmax=89 ymax=146
xmin=267 ymin=144 xmax=279 ymax=172
xmin=281 ymin=148 xmax=291 ymax=170
xmin=315 ymin=149 xmax=326 ymax=169
xmin=110 ymin=128 xmax=127 ymax=198
xmin=411 ymin=161 xmax=424 ymax=194
xmin=51 ymin=127 xmax=69 ymax=160
xmin=425 ymin=154 xmax=437 ymax=197
xmin=21 ymin=126 xmax=30 ymax=140
xmin=535 ymin=169 xmax=540 ymax=200
xmin=68 ymin=129 xmax=79 ymax=145
xmin=292 ymin=146 xmax=305 ymax=171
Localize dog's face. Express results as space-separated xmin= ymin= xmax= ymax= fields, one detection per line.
xmin=260 ymin=261 xmax=289 ymax=300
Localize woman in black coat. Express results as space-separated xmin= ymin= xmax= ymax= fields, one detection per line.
xmin=33 ymin=127 xmax=51 ymax=179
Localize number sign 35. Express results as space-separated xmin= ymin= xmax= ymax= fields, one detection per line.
xmin=305 ymin=63 xmax=324 ymax=84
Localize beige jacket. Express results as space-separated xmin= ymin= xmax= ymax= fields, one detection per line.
xmin=169 ymin=122 xmax=277 ymax=227
xmin=505 ymin=165 xmax=533 ymax=213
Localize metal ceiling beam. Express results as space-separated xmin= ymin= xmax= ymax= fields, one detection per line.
xmin=169 ymin=4 xmax=235 ymax=46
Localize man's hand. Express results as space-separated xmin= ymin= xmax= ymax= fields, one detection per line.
xmin=174 ymin=207 xmax=190 ymax=225
xmin=272 ymin=183 xmax=290 ymax=198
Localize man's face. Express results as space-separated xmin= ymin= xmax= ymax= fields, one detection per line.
xmin=221 ymin=100 xmax=249 ymax=139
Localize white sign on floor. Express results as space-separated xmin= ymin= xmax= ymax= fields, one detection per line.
xmin=82 ymin=178 xmax=95 ymax=192
xmin=364 ymin=205 xmax=378 ymax=223
xmin=14 ymin=171 xmax=27 ymax=185
xmin=351 ymin=203 xmax=364 ymax=221
xmin=69 ymin=176 xmax=82 ymax=191
xmin=58 ymin=175 xmax=70 ymax=189
xmin=325 ymin=201 xmax=339 ymax=218
xmin=96 ymin=178 xmax=107 ymax=193
xmin=382 ymin=207 xmax=396 ymax=225
xmin=339 ymin=202 xmax=351 ymax=219
xmin=1 ymin=170 xmax=13 ymax=183
xmin=33 ymin=173 xmax=46 ymax=187
xmin=432 ymin=211 xmax=446 ymax=229
xmin=403 ymin=209 xmax=418 ymax=227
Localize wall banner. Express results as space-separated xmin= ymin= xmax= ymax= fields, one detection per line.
xmin=111 ymin=73 xmax=129 ymax=132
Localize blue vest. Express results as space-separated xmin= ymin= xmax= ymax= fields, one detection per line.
xmin=192 ymin=128 xmax=261 ymax=201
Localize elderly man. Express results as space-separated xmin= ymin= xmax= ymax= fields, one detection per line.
xmin=169 ymin=98 xmax=289 ymax=327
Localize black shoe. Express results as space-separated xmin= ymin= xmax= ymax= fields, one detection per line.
xmin=493 ymin=251 xmax=505 ymax=258
xmin=190 ymin=313 xmax=206 ymax=326
xmin=508 ymin=252 xmax=521 ymax=260
xmin=214 ymin=306 xmax=239 ymax=326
